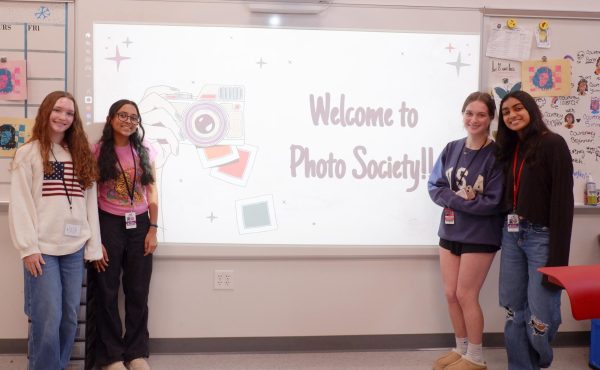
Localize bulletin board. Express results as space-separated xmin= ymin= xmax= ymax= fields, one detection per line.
xmin=0 ymin=0 xmax=74 ymax=203
xmin=482 ymin=9 xmax=600 ymax=206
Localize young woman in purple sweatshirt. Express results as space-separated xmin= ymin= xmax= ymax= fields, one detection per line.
xmin=428 ymin=92 xmax=505 ymax=370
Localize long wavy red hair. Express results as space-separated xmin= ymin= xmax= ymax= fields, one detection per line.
xmin=30 ymin=91 xmax=98 ymax=189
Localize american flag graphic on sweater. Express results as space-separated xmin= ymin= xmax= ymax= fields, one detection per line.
xmin=42 ymin=161 xmax=84 ymax=198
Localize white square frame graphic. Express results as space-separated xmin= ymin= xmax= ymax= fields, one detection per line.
xmin=235 ymin=194 xmax=277 ymax=235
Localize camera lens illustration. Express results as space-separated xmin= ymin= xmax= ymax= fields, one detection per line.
xmin=195 ymin=114 xmax=215 ymax=134
xmin=183 ymin=102 xmax=229 ymax=147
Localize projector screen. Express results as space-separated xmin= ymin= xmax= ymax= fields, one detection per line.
xmin=90 ymin=23 xmax=480 ymax=245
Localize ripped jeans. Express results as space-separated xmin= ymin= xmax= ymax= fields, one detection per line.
xmin=499 ymin=221 xmax=562 ymax=370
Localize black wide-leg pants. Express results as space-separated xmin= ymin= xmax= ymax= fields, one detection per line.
xmin=89 ymin=210 xmax=153 ymax=367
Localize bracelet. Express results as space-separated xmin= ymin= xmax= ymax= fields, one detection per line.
xmin=149 ymin=223 xmax=159 ymax=228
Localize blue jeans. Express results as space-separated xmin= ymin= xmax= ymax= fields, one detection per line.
xmin=499 ymin=221 xmax=562 ymax=370
xmin=24 ymin=247 xmax=84 ymax=370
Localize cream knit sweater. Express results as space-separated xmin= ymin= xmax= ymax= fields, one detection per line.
xmin=9 ymin=140 xmax=102 ymax=261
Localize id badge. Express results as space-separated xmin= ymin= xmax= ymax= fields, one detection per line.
xmin=125 ymin=211 xmax=137 ymax=229
xmin=444 ymin=208 xmax=455 ymax=225
xmin=64 ymin=219 xmax=81 ymax=237
xmin=507 ymin=213 xmax=520 ymax=233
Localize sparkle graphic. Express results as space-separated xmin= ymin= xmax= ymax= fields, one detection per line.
xmin=123 ymin=37 xmax=133 ymax=48
xmin=207 ymin=212 xmax=218 ymax=223
xmin=256 ymin=58 xmax=267 ymax=68
xmin=445 ymin=43 xmax=455 ymax=53
xmin=105 ymin=45 xmax=130 ymax=71
xmin=447 ymin=53 xmax=470 ymax=76
xmin=34 ymin=6 xmax=50 ymax=19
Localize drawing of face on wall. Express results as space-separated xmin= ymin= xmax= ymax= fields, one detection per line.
xmin=592 ymin=97 xmax=600 ymax=114
xmin=577 ymin=51 xmax=585 ymax=63
xmin=532 ymin=66 xmax=554 ymax=91
xmin=564 ymin=113 xmax=575 ymax=129
xmin=0 ymin=68 xmax=14 ymax=93
xmin=577 ymin=78 xmax=588 ymax=96
xmin=0 ymin=124 xmax=17 ymax=150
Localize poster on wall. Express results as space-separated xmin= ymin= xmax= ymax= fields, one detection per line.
xmin=521 ymin=59 xmax=571 ymax=97
xmin=0 ymin=117 xmax=33 ymax=158
xmin=530 ymin=50 xmax=600 ymax=204
xmin=0 ymin=60 xmax=27 ymax=101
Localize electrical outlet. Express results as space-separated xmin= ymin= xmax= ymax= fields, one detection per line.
xmin=214 ymin=269 xmax=234 ymax=290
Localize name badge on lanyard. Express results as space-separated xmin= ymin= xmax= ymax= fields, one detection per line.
xmin=125 ymin=211 xmax=137 ymax=229
xmin=64 ymin=218 xmax=82 ymax=237
xmin=444 ymin=208 xmax=455 ymax=225
xmin=507 ymin=213 xmax=519 ymax=233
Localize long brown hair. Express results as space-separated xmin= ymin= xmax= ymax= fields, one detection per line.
xmin=30 ymin=91 xmax=98 ymax=189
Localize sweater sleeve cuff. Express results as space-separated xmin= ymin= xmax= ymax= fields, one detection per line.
xmin=20 ymin=247 xmax=42 ymax=259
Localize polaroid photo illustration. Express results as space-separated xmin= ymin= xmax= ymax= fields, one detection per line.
xmin=235 ymin=194 xmax=277 ymax=235
xmin=198 ymin=145 xmax=239 ymax=168
xmin=0 ymin=60 xmax=27 ymax=101
xmin=210 ymin=144 xmax=257 ymax=186
xmin=0 ymin=117 xmax=33 ymax=158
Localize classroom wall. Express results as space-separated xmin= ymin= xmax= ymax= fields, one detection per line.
xmin=1 ymin=0 xmax=600 ymax=343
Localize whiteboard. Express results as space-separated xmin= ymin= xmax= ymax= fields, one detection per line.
xmin=75 ymin=0 xmax=484 ymax=247
xmin=91 ymin=23 xmax=480 ymax=245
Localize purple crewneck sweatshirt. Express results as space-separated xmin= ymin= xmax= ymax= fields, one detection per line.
xmin=428 ymin=138 xmax=505 ymax=246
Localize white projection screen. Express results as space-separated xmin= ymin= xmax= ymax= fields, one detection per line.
xmin=76 ymin=1 xmax=483 ymax=249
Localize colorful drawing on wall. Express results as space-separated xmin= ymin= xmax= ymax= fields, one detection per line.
xmin=0 ymin=60 xmax=27 ymax=101
xmin=0 ymin=117 xmax=33 ymax=157
xmin=521 ymin=59 xmax=571 ymax=97
xmin=592 ymin=97 xmax=600 ymax=115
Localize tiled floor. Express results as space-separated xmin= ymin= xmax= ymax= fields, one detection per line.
xmin=0 ymin=346 xmax=592 ymax=369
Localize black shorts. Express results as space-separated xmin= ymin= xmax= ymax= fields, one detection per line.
xmin=439 ymin=238 xmax=500 ymax=256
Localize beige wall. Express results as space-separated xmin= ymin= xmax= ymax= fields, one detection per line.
xmin=1 ymin=209 xmax=598 ymax=339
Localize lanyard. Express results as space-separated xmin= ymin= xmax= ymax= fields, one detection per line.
xmin=452 ymin=138 xmax=487 ymax=191
xmin=50 ymin=145 xmax=73 ymax=211
xmin=512 ymin=143 xmax=526 ymax=210
xmin=115 ymin=142 xmax=137 ymax=207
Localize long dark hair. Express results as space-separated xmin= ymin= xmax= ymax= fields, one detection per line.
xmin=97 ymin=99 xmax=154 ymax=185
xmin=495 ymin=90 xmax=549 ymax=166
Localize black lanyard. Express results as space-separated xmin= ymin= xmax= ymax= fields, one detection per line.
xmin=115 ymin=143 xmax=137 ymax=207
xmin=50 ymin=145 xmax=73 ymax=211
xmin=451 ymin=139 xmax=487 ymax=191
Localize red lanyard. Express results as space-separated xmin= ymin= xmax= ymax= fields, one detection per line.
xmin=512 ymin=144 xmax=525 ymax=210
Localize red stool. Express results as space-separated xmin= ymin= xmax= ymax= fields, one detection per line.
xmin=538 ymin=265 xmax=600 ymax=369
